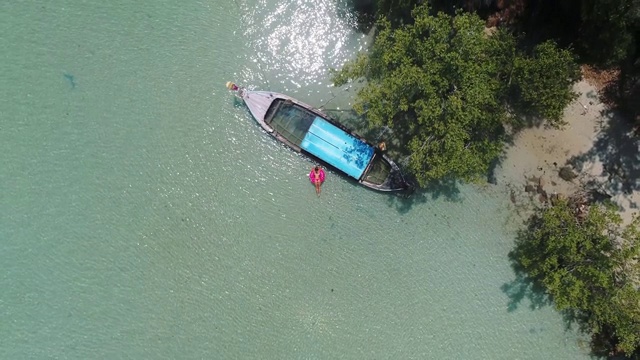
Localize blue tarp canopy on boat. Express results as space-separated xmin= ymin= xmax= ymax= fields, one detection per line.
xmin=300 ymin=117 xmax=375 ymax=179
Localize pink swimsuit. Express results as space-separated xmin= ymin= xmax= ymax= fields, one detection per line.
xmin=309 ymin=169 xmax=325 ymax=184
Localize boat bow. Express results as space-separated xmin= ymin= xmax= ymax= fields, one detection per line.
xmin=227 ymin=82 xmax=276 ymax=132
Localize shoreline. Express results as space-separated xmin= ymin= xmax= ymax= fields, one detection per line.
xmin=495 ymin=78 xmax=640 ymax=225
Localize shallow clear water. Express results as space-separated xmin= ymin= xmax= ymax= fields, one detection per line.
xmin=1 ymin=0 xmax=591 ymax=358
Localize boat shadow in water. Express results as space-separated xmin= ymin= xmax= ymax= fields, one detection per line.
xmin=383 ymin=177 xmax=462 ymax=214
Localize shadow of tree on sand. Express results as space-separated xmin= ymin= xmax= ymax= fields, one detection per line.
xmin=567 ymin=108 xmax=640 ymax=204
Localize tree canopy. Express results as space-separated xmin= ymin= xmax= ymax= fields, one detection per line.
xmin=578 ymin=0 xmax=640 ymax=66
xmin=341 ymin=1 xmax=640 ymax=357
xmin=511 ymin=200 xmax=640 ymax=355
xmin=333 ymin=4 xmax=580 ymax=186
xmin=511 ymin=40 xmax=581 ymax=125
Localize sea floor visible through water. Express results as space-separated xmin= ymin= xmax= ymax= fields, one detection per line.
xmin=0 ymin=0 xmax=593 ymax=358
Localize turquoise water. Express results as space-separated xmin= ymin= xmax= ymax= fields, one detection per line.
xmin=1 ymin=0 xmax=591 ymax=358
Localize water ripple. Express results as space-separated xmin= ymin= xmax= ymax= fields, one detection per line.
xmin=239 ymin=0 xmax=366 ymax=91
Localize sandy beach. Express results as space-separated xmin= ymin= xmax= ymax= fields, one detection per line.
xmin=495 ymin=78 xmax=640 ymax=224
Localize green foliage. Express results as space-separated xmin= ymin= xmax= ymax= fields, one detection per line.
xmin=333 ymin=5 xmax=509 ymax=185
xmin=579 ymin=0 xmax=640 ymax=66
xmin=511 ymin=41 xmax=581 ymax=127
xmin=512 ymin=200 xmax=640 ymax=355
xmin=333 ymin=4 xmax=582 ymax=185
xmin=375 ymin=0 xmax=422 ymax=26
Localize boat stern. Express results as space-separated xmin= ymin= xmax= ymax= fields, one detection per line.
xmin=360 ymin=152 xmax=412 ymax=192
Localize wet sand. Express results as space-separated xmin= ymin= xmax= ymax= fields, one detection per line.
xmin=495 ymin=79 xmax=640 ymax=224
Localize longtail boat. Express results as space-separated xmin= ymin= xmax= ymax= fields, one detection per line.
xmin=227 ymin=82 xmax=411 ymax=192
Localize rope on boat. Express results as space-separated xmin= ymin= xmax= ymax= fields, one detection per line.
xmin=317 ymin=93 xmax=337 ymax=110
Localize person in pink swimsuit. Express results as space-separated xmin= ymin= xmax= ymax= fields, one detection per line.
xmin=309 ymin=166 xmax=325 ymax=196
